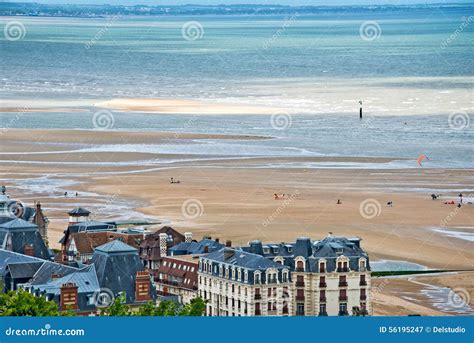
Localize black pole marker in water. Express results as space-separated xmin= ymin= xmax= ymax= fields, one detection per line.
xmin=359 ymin=100 xmax=363 ymax=119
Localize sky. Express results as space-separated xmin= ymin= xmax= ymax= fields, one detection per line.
xmin=6 ymin=0 xmax=471 ymax=5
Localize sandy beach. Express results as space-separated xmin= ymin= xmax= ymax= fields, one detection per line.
xmin=0 ymin=97 xmax=284 ymax=115
xmin=1 ymin=129 xmax=473 ymax=315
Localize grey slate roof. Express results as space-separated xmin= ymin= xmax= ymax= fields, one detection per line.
xmin=95 ymin=239 xmax=138 ymax=254
xmin=201 ymin=248 xmax=290 ymax=285
xmin=0 ymin=220 xmax=51 ymax=260
xmin=91 ymin=239 xmax=153 ymax=304
xmin=31 ymin=265 xmax=99 ymax=296
xmin=29 ymin=261 xmax=79 ymax=285
xmin=0 ymin=218 xmax=37 ymax=230
xmin=170 ymin=239 xmax=225 ymax=255
xmin=241 ymin=235 xmax=370 ymax=273
xmin=6 ymin=262 xmax=44 ymax=279
xmin=0 ymin=249 xmax=45 ymax=275
xmin=68 ymin=208 xmax=91 ymax=216
xmin=205 ymin=248 xmax=287 ymax=270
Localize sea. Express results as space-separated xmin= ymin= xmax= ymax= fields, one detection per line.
xmin=0 ymin=6 xmax=473 ymax=169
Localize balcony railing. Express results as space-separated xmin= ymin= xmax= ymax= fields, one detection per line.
xmin=338 ymin=310 xmax=349 ymax=316
xmin=254 ymin=294 xmax=262 ymax=300
xmin=295 ymin=267 xmax=304 ymax=272
xmin=360 ymin=295 xmax=367 ymax=300
xmin=255 ymin=310 xmax=261 ymax=316
xmin=339 ymin=295 xmax=348 ymax=301
xmin=319 ymin=296 xmax=326 ymax=302
xmin=296 ymin=281 xmax=305 ymax=287
xmin=318 ymin=311 xmax=328 ymax=316
xmin=360 ymin=280 xmax=367 ymax=286
xmin=296 ymin=295 xmax=305 ymax=301
xmin=337 ymin=267 xmax=349 ymax=272
xmin=338 ymin=281 xmax=348 ymax=287
xmin=319 ymin=282 xmax=327 ymax=288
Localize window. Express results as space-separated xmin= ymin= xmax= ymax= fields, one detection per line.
xmin=339 ymin=303 xmax=347 ymax=315
xmin=255 ymin=272 xmax=261 ymax=284
xmin=319 ymin=262 xmax=325 ymax=273
xmin=296 ymin=303 xmax=305 ymax=316
xmin=319 ymin=304 xmax=326 ymax=315
xmin=296 ymin=260 xmax=304 ymax=271
xmin=282 ymin=270 xmax=288 ymax=282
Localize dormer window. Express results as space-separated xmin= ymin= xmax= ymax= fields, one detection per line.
xmin=296 ymin=260 xmax=304 ymax=272
xmin=254 ymin=271 xmax=261 ymax=284
xmin=319 ymin=261 xmax=326 ymax=273
xmin=263 ymin=247 xmax=270 ymax=254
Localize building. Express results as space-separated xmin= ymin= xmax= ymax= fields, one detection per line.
xmin=59 ymin=207 xmax=117 ymax=262
xmin=7 ymin=239 xmax=157 ymax=314
xmin=31 ymin=202 xmax=49 ymax=244
xmin=91 ymin=239 xmax=155 ymax=305
xmin=138 ymin=226 xmax=186 ymax=270
xmin=240 ymin=234 xmax=371 ymax=316
xmin=0 ymin=218 xmax=51 ymax=260
xmin=63 ymin=231 xmax=144 ymax=263
xmin=198 ymin=248 xmax=292 ymax=316
xmin=0 ymin=249 xmax=78 ymax=292
xmin=155 ymin=255 xmax=199 ymax=304
xmin=29 ymin=265 xmax=100 ymax=314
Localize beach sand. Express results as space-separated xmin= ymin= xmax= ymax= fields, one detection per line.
xmin=372 ymin=272 xmax=474 ymax=316
xmin=1 ymin=129 xmax=473 ymax=315
xmin=0 ymin=97 xmax=283 ymax=115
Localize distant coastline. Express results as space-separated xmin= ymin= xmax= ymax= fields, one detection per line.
xmin=1 ymin=3 xmax=473 ymax=18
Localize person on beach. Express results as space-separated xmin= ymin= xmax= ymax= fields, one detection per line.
xmin=64 ymin=192 xmax=68 ymax=197
xmin=337 ymin=199 xmax=342 ymax=204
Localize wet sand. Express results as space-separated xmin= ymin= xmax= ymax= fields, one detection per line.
xmin=372 ymin=272 xmax=474 ymax=316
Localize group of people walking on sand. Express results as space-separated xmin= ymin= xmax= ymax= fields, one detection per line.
xmin=432 ymin=192 xmax=468 ymax=208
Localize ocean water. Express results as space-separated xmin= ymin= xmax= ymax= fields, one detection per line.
xmin=1 ymin=7 xmax=473 ymax=168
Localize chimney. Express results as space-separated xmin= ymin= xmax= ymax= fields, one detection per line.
xmin=135 ymin=271 xmax=151 ymax=302
xmin=203 ymin=235 xmax=211 ymax=240
xmin=24 ymin=244 xmax=34 ymax=257
xmin=60 ymin=282 xmax=78 ymax=311
xmin=226 ymin=240 xmax=232 ymax=247
xmin=215 ymin=238 xmax=220 ymax=243
xmin=159 ymin=233 xmax=168 ymax=257
xmin=184 ymin=232 xmax=193 ymax=243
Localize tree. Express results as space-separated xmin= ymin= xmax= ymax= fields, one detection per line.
xmin=134 ymin=297 xmax=206 ymax=317
xmin=0 ymin=289 xmax=62 ymax=316
xmin=178 ymin=297 xmax=206 ymax=316
xmin=100 ymin=294 xmax=132 ymax=316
